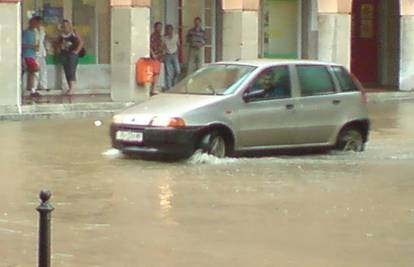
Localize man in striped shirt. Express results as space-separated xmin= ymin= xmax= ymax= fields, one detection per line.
xmin=186 ymin=17 xmax=207 ymax=74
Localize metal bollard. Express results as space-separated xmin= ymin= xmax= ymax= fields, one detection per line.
xmin=36 ymin=190 xmax=54 ymax=267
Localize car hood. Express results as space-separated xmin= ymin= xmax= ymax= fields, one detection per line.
xmin=116 ymin=93 xmax=224 ymax=125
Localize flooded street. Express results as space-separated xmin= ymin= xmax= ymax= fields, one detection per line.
xmin=1 ymin=100 xmax=414 ymax=267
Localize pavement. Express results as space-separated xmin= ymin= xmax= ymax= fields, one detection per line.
xmin=1 ymin=90 xmax=414 ymax=121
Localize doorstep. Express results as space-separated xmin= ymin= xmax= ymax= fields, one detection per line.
xmin=0 ymin=101 xmax=133 ymax=121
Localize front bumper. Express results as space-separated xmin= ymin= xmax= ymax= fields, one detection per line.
xmin=110 ymin=123 xmax=201 ymax=158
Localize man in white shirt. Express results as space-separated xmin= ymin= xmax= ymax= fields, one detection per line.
xmin=163 ymin=24 xmax=181 ymax=90
xmin=34 ymin=16 xmax=48 ymax=90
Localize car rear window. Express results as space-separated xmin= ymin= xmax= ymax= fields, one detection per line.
xmin=331 ymin=66 xmax=359 ymax=92
xmin=296 ymin=65 xmax=335 ymax=96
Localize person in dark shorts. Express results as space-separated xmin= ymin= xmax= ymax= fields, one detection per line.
xmin=57 ymin=19 xmax=84 ymax=95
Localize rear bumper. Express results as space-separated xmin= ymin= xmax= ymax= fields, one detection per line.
xmin=110 ymin=123 xmax=201 ymax=158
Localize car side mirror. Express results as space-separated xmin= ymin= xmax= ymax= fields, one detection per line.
xmin=243 ymin=89 xmax=265 ymax=102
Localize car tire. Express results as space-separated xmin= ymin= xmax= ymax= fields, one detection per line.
xmin=198 ymin=131 xmax=227 ymax=158
xmin=336 ymin=128 xmax=365 ymax=152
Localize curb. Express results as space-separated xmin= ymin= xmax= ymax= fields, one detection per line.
xmin=1 ymin=92 xmax=413 ymax=121
xmin=366 ymin=91 xmax=414 ymax=102
xmin=0 ymin=102 xmax=133 ymax=121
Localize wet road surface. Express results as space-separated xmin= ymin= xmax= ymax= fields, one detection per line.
xmin=1 ymin=100 xmax=414 ymax=267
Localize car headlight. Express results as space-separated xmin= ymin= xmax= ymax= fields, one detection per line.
xmin=150 ymin=116 xmax=186 ymax=127
xmin=112 ymin=114 xmax=123 ymax=124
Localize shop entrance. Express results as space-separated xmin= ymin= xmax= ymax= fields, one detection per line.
xmin=21 ymin=0 xmax=111 ymax=103
xmin=260 ymin=0 xmax=301 ymax=59
xmin=351 ymin=0 xmax=400 ymax=88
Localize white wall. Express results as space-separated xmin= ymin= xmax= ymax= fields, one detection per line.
xmin=111 ymin=7 xmax=151 ymax=102
xmin=0 ymin=3 xmax=21 ymax=107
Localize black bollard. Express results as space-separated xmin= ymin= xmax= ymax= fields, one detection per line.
xmin=36 ymin=190 xmax=54 ymax=267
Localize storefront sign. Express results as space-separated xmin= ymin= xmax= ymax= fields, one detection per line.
xmin=43 ymin=5 xmax=63 ymax=24
xmin=360 ymin=4 xmax=374 ymax=39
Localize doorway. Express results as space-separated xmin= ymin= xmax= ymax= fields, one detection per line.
xmin=260 ymin=0 xmax=302 ymax=59
xmin=151 ymin=0 xmax=220 ymax=67
xmin=21 ymin=0 xmax=111 ymax=105
xmin=351 ymin=0 xmax=400 ymax=88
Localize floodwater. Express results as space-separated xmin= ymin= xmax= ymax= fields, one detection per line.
xmin=1 ymin=100 xmax=414 ymax=267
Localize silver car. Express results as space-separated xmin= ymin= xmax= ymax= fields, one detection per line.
xmin=111 ymin=59 xmax=370 ymax=158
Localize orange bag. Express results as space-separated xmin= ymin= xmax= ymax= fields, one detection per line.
xmin=136 ymin=58 xmax=162 ymax=85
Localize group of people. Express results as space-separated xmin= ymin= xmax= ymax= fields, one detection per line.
xmin=22 ymin=16 xmax=207 ymax=98
xmin=22 ymin=17 xmax=84 ymax=98
xmin=150 ymin=17 xmax=207 ymax=95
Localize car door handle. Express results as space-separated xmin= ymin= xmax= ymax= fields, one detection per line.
xmin=286 ymin=104 xmax=295 ymax=110
xmin=333 ymin=100 xmax=341 ymax=105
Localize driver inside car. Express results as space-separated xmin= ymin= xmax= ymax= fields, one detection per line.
xmin=250 ymin=69 xmax=290 ymax=99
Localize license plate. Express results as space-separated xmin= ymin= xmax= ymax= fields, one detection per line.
xmin=116 ymin=131 xmax=143 ymax=142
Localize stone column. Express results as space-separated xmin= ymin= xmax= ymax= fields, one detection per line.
xmin=0 ymin=0 xmax=21 ymax=108
xmin=222 ymin=0 xmax=259 ymax=61
xmin=110 ymin=0 xmax=151 ymax=102
xmin=317 ymin=0 xmax=352 ymax=68
xmin=399 ymin=0 xmax=414 ymax=91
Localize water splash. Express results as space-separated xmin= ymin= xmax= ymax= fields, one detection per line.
xmin=188 ymin=150 xmax=237 ymax=165
xmin=102 ymin=149 xmax=123 ymax=159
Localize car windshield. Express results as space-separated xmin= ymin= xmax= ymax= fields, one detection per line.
xmin=168 ymin=64 xmax=256 ymax=95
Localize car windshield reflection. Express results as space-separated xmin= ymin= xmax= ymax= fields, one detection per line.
xmin=168 ymin=64 xmax=256 ymax=95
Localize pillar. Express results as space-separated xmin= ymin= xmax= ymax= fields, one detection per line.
xmin=400 ymin=0 xmax=414 ymax=91
xmin=317 ymin=0 xmax=352 ymax=68
xmin=222 ymin=0 xmax=260 ymax=61
xmin=110 ymin=0 xmax=151 ymax=102
xmin=0 ymin=0 xmax=21 ymax=108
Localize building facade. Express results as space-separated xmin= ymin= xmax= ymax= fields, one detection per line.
xmin=1 ymin=0 xmax=414 ymax=109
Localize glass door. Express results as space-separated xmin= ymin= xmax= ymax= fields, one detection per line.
xmin=261 ymin=0 xmax=301 ymax=59
xmin=203 ymin=0 xmax=216 ymax=64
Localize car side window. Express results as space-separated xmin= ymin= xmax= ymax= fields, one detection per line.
xmin=331 ymin=66 xmax=359 ymax=92
xmin=297 ymin=65 xmax=335 ymax=96
xmin=247 ymin=66 xmax=291 ymax=101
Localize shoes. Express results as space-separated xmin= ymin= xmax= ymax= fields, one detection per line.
xmin=30 ymin=92 xmax=41 ymax=98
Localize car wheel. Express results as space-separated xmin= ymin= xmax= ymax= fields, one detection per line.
xmin=336 ymin=128 xmax=365 ymax=152
xmin=199 ymin=132 xmax=227 ymax=158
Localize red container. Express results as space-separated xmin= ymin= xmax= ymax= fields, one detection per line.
xmin=136 ymin=58 xmax=161 ymax=85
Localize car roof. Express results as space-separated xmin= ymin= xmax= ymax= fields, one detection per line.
xmin=214 ymin=58 xmax=343 ymax=68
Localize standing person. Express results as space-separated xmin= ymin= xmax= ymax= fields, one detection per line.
xmin=57 ymin=19 xmax=84 ymax=95
xmin=33 ymin=16 xmax=48 ymax=91
xmin=150 ymin=21 xmax=164 ymax=96
xmin=163 ymin=24 xmax=181 ymax=91
xmin=22 ymin=17 xmax=40 ymax=97
xmin=186 ymin=17 xmax=206 ymax=74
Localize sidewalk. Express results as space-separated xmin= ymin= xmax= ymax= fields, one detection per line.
xmin=0 ymin=94 xmax=133 ymax=121
xmin=1 ymin=90 xmax=414 ymax=121
xmin=365 ymin=88 xmax=414 ymax=102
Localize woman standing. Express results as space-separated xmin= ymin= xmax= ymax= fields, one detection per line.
xmin=58 ymin=19 xmax=84 ymax=95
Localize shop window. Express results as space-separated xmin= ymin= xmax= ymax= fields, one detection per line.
xmin=22 ymin=0 xmax=110 ymax=65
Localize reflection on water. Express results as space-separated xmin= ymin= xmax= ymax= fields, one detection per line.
xmin=159 ymin=180 xmax=176 ymax=225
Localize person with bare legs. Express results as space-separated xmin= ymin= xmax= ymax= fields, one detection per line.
xmin=57 ymin=19 xmax=83 ymax=95
xmin=22 ymin=17 xmax=40 ymax=98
